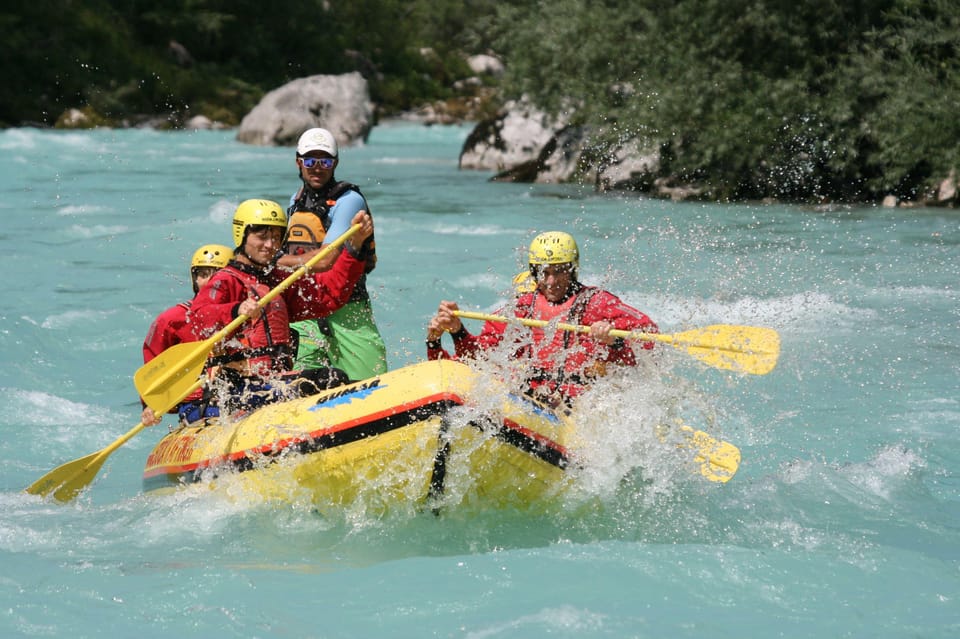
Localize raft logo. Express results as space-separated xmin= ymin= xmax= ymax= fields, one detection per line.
xmin=308 ymin=378 xmax=382 ymax=411
xmin=146 ymin=433 xmax=197 ymax=466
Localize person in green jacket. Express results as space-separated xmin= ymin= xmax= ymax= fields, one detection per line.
xmin=278 ymin=127 xmax=388 ymax=381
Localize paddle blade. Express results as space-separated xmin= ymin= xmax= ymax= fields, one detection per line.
xmin=678 ymin=426 xmax=741 ymax=483
xmin=661 ymin=324 xmax=780 ymax=375
xmin=134 ymin=340 xmax=212 ymax=413
xmin=25 ymin=450 xmax=110 ymax=502
xmin=25 ymin=422 xmax=150 ymax=502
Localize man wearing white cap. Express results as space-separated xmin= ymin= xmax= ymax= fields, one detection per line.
xmin=279 ymin=127 xmax=387 ymax=381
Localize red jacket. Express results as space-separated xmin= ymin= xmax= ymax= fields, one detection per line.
xmin=428 ymin=284 xmax=658 ymax=401
xmin=143 ymin=301 xmax=190 ymax=364
xmin=189 ymin=250 xmax=365 ymax=377
xmin=142 ymin=300 xmax=202 ymax=407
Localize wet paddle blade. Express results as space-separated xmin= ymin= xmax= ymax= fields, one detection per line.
xmin=640 ymin=324 xmax=781 ymax=375
xmin=25 ymin=422 xmax=148 ymax=502
xmin=133 ymin=339 xmax=213 ymax=413
xmin=25 ymin=451 xmax=109 ymax=501
xmin=678 ymin=425 xmax=741 ymax=483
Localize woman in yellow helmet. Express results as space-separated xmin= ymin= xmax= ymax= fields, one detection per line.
xmin=189 ymin=199 xmax=374 ymax=416
xmin=140 ymin=243 xmax=232 ymax=427
xmin=427 ymin=231 xmax=658 ymax=407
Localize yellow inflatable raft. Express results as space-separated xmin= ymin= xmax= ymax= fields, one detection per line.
xmin=142 ymin=360 xmax=576 ymax=511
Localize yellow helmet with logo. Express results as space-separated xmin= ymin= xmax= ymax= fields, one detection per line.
xmin=190 ymin=244 xmax=232 ymax=270
xmin=189 ymin=243 xmax=232 ymax=293
xmin=528 ymin=231 xmax=579 ymax=268
xmin=232 ymin=199 xmax=287 ymax=247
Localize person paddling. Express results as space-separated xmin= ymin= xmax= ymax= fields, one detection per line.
xmin=189 ymin=199 xmax=374 ymax=416
xmin=426 ymin=231 xmax=658 ymax=406
xmin=275 ymin=127 xmax=387 ymax=381
xmin=140 ymin=243 xmax=232 ymax=427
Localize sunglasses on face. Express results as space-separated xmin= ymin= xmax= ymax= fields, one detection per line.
xmin=301 ymin=157 xmax=335 ymax=169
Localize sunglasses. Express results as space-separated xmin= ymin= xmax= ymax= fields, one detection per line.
xmin=301 ymin=157 xmax=335 ymax=169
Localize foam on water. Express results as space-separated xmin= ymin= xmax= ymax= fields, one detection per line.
xmin=38 ymin=309 xmax=116 ymax=330
xmin=66 ymin=223 xmax=131 ymax=238
xmin=206 ymin=198 xmax=236 ymax=223
xmin=431 ymin=222 xmax=528 ymax=237
xmin=10 ymin=389 xmax=116 ymax=430
xmin=55 ymin=204 xmax=113 ymax=216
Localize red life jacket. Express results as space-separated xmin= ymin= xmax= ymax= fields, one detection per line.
xmin=212 ymin=266 xmax=294 ymax=377
xmin=515 ymin=285 xmax=601 ymax=381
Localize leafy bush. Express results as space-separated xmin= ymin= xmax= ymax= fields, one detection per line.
xmin=493 ymin=0 xmax=959 ymax=202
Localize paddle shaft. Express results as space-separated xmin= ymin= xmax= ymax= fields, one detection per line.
xmin=457 ymin=310 xmax=676 ymax=345
xmin=199 ymin=224 xmax=361 ymax=387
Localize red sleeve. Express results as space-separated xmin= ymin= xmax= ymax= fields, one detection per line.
xmin=583 ymin=291 xmax=659 ymax=364
xmin=424 ymin=314 xmax=508 ymax=361
xmin=447 ymin=314 xmax=511 ymax=359
xmin=283 ymin=250 xmax=366 ymax=321
xmin=187 ymin=271 xmax=245 ymax=340
xmin=141 ymin=303 xmax=200 ymax=410
xmin=142 ymin=304 xmax=188 ymax=364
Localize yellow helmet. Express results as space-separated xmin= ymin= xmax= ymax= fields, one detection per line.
xmin=190 ymin=244 xmax=232 ymax=270
xmin=528 ymin=231 xmax=579 ymax=268
xmin=232 ymin=199 xmax=287 ymax=247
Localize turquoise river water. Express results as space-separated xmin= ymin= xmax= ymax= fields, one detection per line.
xmin=1 ymin=122 xmax=958 ymax=637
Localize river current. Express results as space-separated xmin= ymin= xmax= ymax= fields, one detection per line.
xmin=1 ymin=122 xmax=958 ymax=637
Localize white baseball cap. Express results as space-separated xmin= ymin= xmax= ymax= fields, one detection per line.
xmin=296 ymin=128 xmax=338 ymax=157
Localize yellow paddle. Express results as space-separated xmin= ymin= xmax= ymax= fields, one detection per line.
xmin=453 ymin=310 xmax=780 ymax=375
xmin=675 ymin=424 xmax=740 ymax=483
xmin=25 ymin=224 xmax=360 ymax=502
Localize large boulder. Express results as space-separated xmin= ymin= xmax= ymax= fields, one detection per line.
xmin=236 ymin=72 xmax=374 ymax=147
xmin=461 ymin=101 xmax=659 ymax=192
xmin=936 ymin=168 xmax=957 ymax=205
xmin=459 ymin=100 xmax=567 ymax=172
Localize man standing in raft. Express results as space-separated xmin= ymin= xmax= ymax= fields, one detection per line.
xmin=140 ymin=243 xmax=232 ymax=427
xmin=189 ymin=199 xmax=374 ymax=416
xmin=426 ymin=231 xmax=658 ymax=407
xmin=277 ymin=127 xmax=387 ymax=381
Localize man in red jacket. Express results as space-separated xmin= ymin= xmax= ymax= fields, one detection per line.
xmin=426 ymin=231 xmax=658 ymax=407
xmin=189 ymin=199 xmax=373 ymax=416
xmin=140 ymin=243 xmax=232 ymax=426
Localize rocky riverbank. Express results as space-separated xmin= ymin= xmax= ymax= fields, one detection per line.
xmin=50 ymin=67 xmax=958 ymax=208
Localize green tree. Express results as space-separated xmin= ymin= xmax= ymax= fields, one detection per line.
xmin=828 ymin=0 xmax=960 ymax=199
xmin=494 ymin=0 xmax=958 ymax=202
xmin=0 ymin=0 xmax=138 ymax=125
xmin=0 ymin=0 xmax=494 ymax=125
